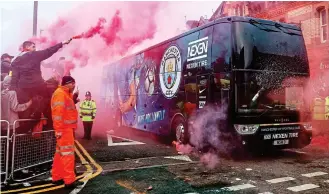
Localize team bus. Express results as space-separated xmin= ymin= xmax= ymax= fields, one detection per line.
xmin=100 ymin=16 xmax=312 ymax=150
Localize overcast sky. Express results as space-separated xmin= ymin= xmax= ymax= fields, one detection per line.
xmin=0 ymin=1 xmax=221 ymax=55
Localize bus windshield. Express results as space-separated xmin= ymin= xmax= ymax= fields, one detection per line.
xmin=234 ymin=21 xmax=309 ymax=113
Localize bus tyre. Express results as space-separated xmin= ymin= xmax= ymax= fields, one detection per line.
xmin=171 ymin=116 xmax=188 ymax=144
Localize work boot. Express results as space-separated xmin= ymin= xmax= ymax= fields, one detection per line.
xmin=64 ymin=181 xmax=84 ymax=189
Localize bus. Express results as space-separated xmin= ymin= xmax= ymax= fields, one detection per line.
xmin=100 ymin=16 xmax=312 ymax=150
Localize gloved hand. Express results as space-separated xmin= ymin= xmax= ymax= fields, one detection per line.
xmin=73 ymin=92 xmax=79 ymax=104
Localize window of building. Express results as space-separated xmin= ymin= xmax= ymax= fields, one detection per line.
xmin=319 ymin=8 xmax=327 ymax=43
xmin=236 ymin=7 xmax=240 ymax=16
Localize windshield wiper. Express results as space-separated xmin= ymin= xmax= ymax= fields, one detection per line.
xmin=249 ymin=19 xmax=279 ymax=33
xmin=274 ymin=23 xmax=301 ymax=36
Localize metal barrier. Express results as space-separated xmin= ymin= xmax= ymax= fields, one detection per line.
xmin=0 ymin=120 xmax=10 ymax=184
xmin=10 ymin=119 xmax=56 ymax=182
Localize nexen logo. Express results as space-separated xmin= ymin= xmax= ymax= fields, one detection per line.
xmin=187 ymin=37 xmax=208 ymax=62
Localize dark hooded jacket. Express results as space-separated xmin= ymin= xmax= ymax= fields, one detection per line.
xmin=10 ymin=43 xmax=63 ymax=89
xmin=1 ymin=60 xmax=11 ymax=81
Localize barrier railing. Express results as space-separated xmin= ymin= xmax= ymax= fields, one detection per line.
xmin=10 ymin=118 xmax=56 ymax=182
xmin=0 ymin=120 xmax=10 ymax=184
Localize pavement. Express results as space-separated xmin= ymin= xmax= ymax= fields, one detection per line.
xmin=1 ymin=126 xmax=329 ymax=194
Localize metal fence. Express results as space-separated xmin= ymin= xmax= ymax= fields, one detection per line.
xmin=0 ymin=120 xmax=10 ymax=184
xmin=0 ymin=118 xmax=57 ymax=184
xmin=10 ymin=119 xmax=56 ymax=182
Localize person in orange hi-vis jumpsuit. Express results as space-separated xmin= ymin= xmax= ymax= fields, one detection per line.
xmin=51 ymin=75 xmax=83 ymax=189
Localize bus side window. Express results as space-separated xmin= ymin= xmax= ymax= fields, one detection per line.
xmin=212 ymin=23 xmax=232 ymax=72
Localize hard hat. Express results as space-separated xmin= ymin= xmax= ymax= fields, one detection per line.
xmin=85 ymin=91 xmax=91 ymax=96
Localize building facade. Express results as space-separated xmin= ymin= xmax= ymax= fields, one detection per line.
xmin=210 ymin=1 xmax=329 ymax=82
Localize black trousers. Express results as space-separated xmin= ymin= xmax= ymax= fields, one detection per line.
xmin=16 ymin=83 xmax=52 ymax=130
xmin=82 ymin=122 xmax=93 ymax=139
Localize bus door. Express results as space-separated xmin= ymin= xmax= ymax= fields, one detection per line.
xmin=197 ymin=75 xmax=209 ymax=109
xmin=210 ymin=73 xmax=231 ymax=107
xmin=183 ymin=76 xmax=198 ymax=116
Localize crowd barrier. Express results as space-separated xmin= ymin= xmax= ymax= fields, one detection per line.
xmin=0 ymin=118 xmax=56 ymax=184
xmin=0 ymin=120 xmax=10 ymax=184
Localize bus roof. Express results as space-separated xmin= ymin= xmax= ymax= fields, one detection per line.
xmin=105 ymin=16 xmax=302 ymax=67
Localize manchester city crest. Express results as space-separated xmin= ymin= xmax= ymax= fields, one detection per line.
xmin=159 ymin=45 xmax=182 ymax=99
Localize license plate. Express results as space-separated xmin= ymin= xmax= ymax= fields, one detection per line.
xmin=273 ymin=139 xmax=289 ymax=145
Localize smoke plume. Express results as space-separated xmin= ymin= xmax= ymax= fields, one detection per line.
xmin=175 ymin=104 xmax=236 ymax=169
xmin=27 ymin=1 xmax=197 ymax=138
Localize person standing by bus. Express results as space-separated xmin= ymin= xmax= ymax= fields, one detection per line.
xmin=79 ymin=91 xmax=97 ymax=140
xmin=51 ymin=75 xmax=83 ymax=189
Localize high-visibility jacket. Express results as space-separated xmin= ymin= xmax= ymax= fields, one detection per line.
xmin=79 ymin=100 xmax=97 ymax=122
xmin=51 ymin=86 xmax=78 ymax=130
xmin=50 ymin=86 xmax=78 ymax=185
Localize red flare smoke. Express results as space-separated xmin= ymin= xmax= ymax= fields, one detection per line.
xmin=73 ymin=17 xmax=107 ymax=39
xmin=72 ymin=35 xmax=82 ymax=39
xmin=100 ymin=10 xmax=122 ymax=45
xmin=71 ymin=49 xmax=89 ymax=67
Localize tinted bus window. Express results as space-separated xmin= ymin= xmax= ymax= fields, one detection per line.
xmin=194 ymin=25 xmax=213 ymax=72
xmin=233 ymin=22 xmax=308 ymax=73
xmin=212 ymin=23 xmax=232 ymax=72
xmin=181 ymin=31 xmax=200 ymax=77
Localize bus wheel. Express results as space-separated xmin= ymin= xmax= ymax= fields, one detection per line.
xmin=172 ymin=116 xmax=188 ymax=144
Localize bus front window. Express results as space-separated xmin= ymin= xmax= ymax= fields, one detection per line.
xmin=234 ymin=21 xmax=309 ymax=113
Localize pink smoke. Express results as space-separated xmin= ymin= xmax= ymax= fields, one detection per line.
xmin=200 ymin=153 xmax=220 ymax=169
xmin=29 ymin=1 xmax=166 ymax=83
xmin=71 ymin=17 xmax=107 ymax=40
xmin=99 ymin=10 xmax=122 ymax=45
xmin=31 ymin=2 xmax=163 ymax=68
xmin=173 ymin=105 xmax=233 ymax=169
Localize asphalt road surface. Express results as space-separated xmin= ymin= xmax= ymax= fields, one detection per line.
xmin=2 ymin=126 xmax=329 ymax=194
xmin=77 ymin=127 xmax=329 ymax=194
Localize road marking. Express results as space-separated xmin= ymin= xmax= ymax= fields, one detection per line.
xmin=285 ymin=149 xmax=307 ymax=154
xmin=69 ymin=147 xmax=94 ymax=194
xmin=301 ymin=171 xmax=328 ymax=177
xmin=2 ymin=173 xmax=87 ymax=194
xmin=102 ymin=161 xmax=198 ymax=173
xmin=292 ymin=150 xmax=307 ymax=154
xmin=107 ymin=134 xmax=145 ymax=146
xmin=325 ymin=180 xmax=329 ymax=183
xmin=164 ymin=155 xmax=192 ymax=162
xmin=184 ymin=193 xmax=199 ymax=194
xmin=1 ymin=184 xmax=54 ymax=194
xmin=74 ymin=147 xmax=93 ymax=182
xmin=266 ymin=177 xmax=295 ymax=184
xmin=19 ymin=140 xmax=101 ymax=194
xmin=75 ymin=140 xmax=103 ymax=179
xmin=287 ymin=184 xmax=320 ymax=192
xmin=222 ymin=184 xmax=256 ymax=191
xmin=116 ymin=180 xmax=146 ymax=194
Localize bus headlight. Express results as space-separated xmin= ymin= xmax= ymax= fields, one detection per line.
xmin=303 ymin=123 xmax=312 ymax=130
xmin=234 ymin=124 xmax=260 ymax=135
